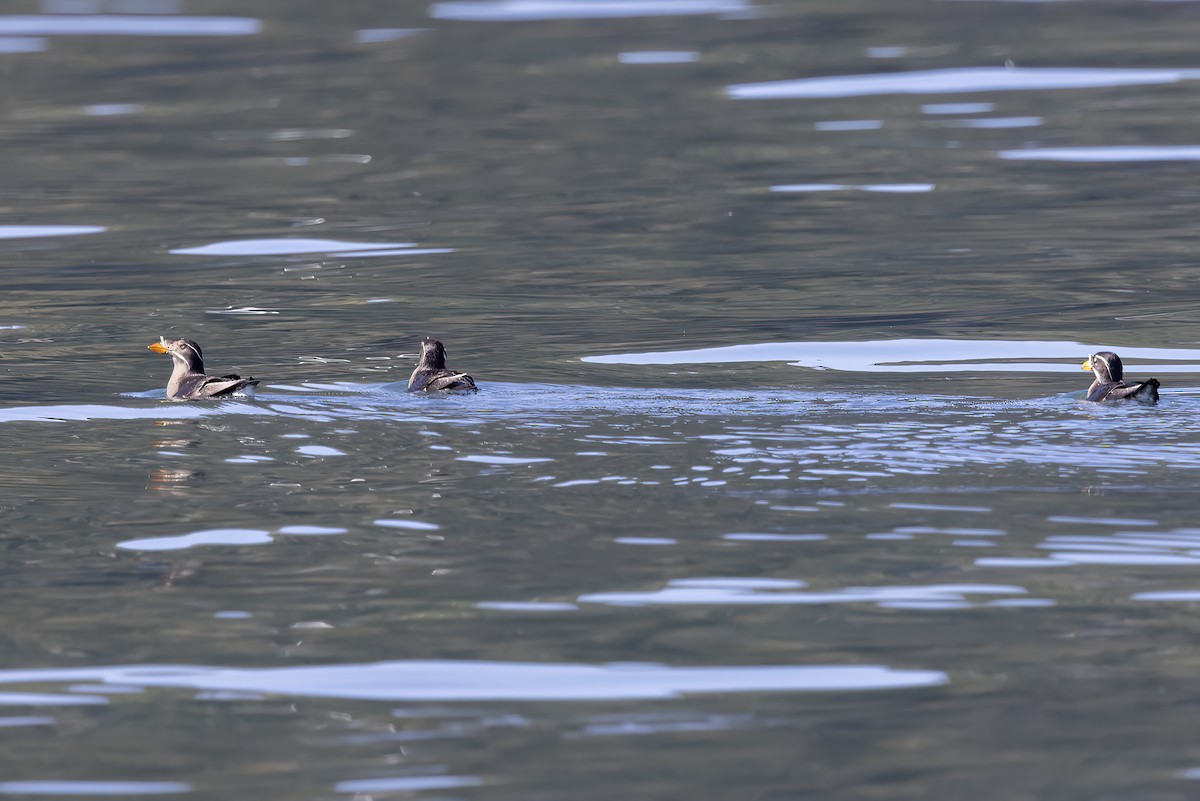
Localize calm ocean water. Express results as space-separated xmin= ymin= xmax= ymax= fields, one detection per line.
xmin=3 ymin=1 xmax=1200 ymax=799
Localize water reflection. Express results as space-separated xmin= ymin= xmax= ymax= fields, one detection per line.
xmin=582 ymin=338 xmax=1200 ymax=373
xmin=890 ymin=502 xmax=992 ymax=512
xmin=213 ymin=129 xmax=353 ymax=142
xmin=922 ymin=102 xmax=996 ymax=114
xmin=0 ymin=781 xmax=190 ymax=796
xmin=580 ymin=579 xmax=1028 ymax=608
xmin=334 ymin=777 xmax=482 ymax=794
xmin=0 ymin=660 xmax=948 ymax=699
xmin=0 ymin=225 xmax=104 ymax=238
xmin=0 ymin=718 xmax=55 ymax=728
xmin=814 ymin=120 xmax=883 ymax=131
xmin=355 ymin=28 xmax=426 ymax=44
xmin=278 ymin=525 xmax=346 ymax=535
xmin=934 ymin=116 xmax=1043 ymax=129
xmin=457 ymin=454 xmax=553 ymax=464
xmin=116 ymin=528 xmax=274 ymax=551
xmin=83 ymin=104 xmax=142 ymax=116
xmin=618 ymin=51 xmax=699 ymax=64
xmin=0 ymin=37 xmax=46 ymax=53
xmin=43 ymin=0 xmax=184 ymax=12
xmin=0 ymin=15 xmax=260 ymax=36
xmin=0 ymin=692 xmax=106 ymax=706
xmin=337 ymin=247 xmax=455 ymax=258
xmin=477 ymin=601 xmax=579 ymax=611
xmin=170 ymin=238 xmax=414 ymax=256
xmin=574 ymin=711 xmax=753 ymax=736
xmin=723 ymin=532 xmax=826 ymax=541
xmin=147 ymin=468 xmax=202 ymax=493
xmin=999 ymin=146 xmax=1200 ymax=162
xmin=770 ymin=183 xmax=933 ymax=193
xmin=980 ymin=527 xmax=1200 ymax=568
xmin=6 ymin=376 xmax=1200 ymax=496
xmin=169 ymin=238 xmax=454 ymax=260
xmin=206 ymin=306 xmax=278 ymax=315
xmin=0 ymin=404 xmax=241 ymax=423
xmin=1133 ymin=591 xmax=1200 ymax=602
xmin=728 ymin=67 xmax=1200 ymax=99
xmin=295 ymin=444 xmax=345 ymax=457
xmin=430 ymin=0 xmax=753 ymax=20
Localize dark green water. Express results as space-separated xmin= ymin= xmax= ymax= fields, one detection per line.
xmin=4 ymin=0 xmax=1200 ymax=798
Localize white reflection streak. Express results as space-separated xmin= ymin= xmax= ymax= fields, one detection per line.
xmin=0 ymin=781 xmax=190 ymax=795
xmin=776 ymin=183 xmax=934 ymax=193
xmin=579 ymin=582 xmax=1025 ymax=606
xmin=116 ymin=529 xmax=273 ymax=551
xmin=0 ymin=225 xmax=105 ymax=238
xmin=581 ymin=338 xmax=1200 ymax=372
xmin=728 ymin=67 xmax=1200 ymax=100
xmin=0 ymin=15 xmax=261 ymax=36
xmin=171 ymin=238 xmax=415 ymax=256
xmin=335 ymin=777 xmax=482 ymax=793
xmin=999 ymin=146 xmax=1200 ymax=162
xmin=618 ymin=51 xmax=699 ymax=64
xmin=0 ymin=660 xmax=947 ymax=699
xmin=431 ymin=0 xmax=751 ymax=20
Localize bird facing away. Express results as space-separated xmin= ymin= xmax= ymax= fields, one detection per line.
xmin=148 ymin=337 xmax=260 ymax=400
xmin=407 ymin=337 xmax=477 ymax=392
xmin=1082 ymin=351 xmax=1159 ymax=405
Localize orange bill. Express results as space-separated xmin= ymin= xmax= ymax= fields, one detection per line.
xmin=148 ymin=341 xmax=169 ymax=353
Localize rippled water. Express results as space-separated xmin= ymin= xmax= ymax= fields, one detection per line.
xmin=5 ymin=0 xmax=1200 ymax=799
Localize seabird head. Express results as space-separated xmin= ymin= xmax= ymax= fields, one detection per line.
xmin=148 ymin=337 xmax=205 ymax=371
xmin=418 ymin=337 xmax=448 ymax=370
xmin=1082 ymin=351 xmax=1123 ymax=383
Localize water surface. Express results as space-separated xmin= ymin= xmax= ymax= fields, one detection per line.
xmin=4 ymin=0 xmax=1200 ymax=799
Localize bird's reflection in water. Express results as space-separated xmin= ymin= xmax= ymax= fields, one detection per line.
xmin=149 ymin=420 xmax=204 ymax=493
xmin=153 ymin=439 xmax=199 ymax=450
xmin=152 ymin=419 xmax=200 ymax=452
xmin=147 ymin=467 xmax=204 ymax=496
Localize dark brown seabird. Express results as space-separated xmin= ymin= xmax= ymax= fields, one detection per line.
xmin=407 ymin=337 xmax=477 ymax=392
xmin=1082 ymin=351 xmax=1159 ymax=404
xmin=148 ymin=337 xmax=259 ymax=400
